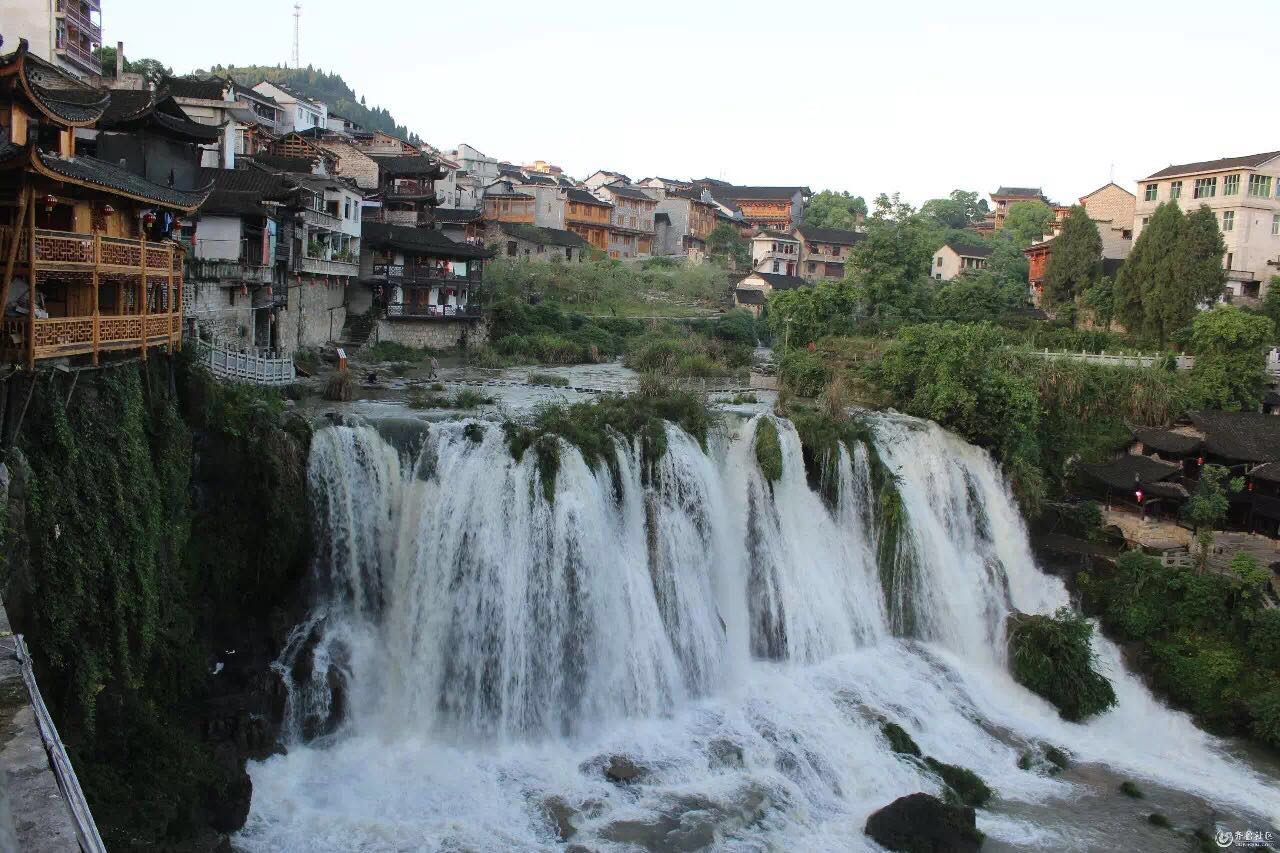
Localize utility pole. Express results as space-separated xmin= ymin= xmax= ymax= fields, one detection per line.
xmin=292 ymin=3 xmax=302 ymax=68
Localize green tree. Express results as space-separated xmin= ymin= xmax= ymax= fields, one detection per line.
xmin=93 ymin=47 xmax=172 ymax=82
xmin=921 ymin=190 xmax=990 ymax=229
xmin=1083 ymin=277 xmax=1115 ymax=329
xmin=1261 ymin=279 xmax=1280 ymax=330
xmin=1003 ymin=201 xmax=1056 ymax=248
xmin=1163 ymin=206 xmax=1228 ymax=335
xmin=1042 ymin=205 xmax=1101 ymax=309
xmin=803 ymin=190 xmax=868 ymax=229
xmin=706 ymin=223 xmax=750 ymax=269
xmin=1189 ymin=304 xmax=1275 ymax=410
xmin=1114 ymin=202 xmax=1182 ymax=342
xmin=928 ymin=272 xmax=1024 ymax=322
xmin=846 ymin=194 xmax=938 ymax=320
xmin=1183 ymin=464 xmax=1243 ymax=570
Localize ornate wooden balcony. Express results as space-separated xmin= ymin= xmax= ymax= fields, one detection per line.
xmin=372 ymin=263 xmax=483 ymax=285
xmin=0 ymin=227 xmax=183 ymax=367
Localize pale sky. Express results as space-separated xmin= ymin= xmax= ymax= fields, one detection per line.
xmin=104 ymin=0 xmax=1279 ymax=205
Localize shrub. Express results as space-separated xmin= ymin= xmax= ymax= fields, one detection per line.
xmin=324 ymin=369 xmax=353 ymax=402
xmin=1147 ymin=813 xmax=1171 ymax=828
xmin=779 ymin=348 xmax=830 ymax=397
xmin=880 ymin=721 xmax=920 ymax=757
xmin=1007 ymin=608 xmax=1117 ymax=722
xmin=366 ymin=340 xmax=432 ymax=362
xmin=527 ymin=372 xmax=570 ymax=387
xmin=754 ymin=417 xmax=783 ymax=483
xmin=1119 ymin=781 xmax=1143 ymax=798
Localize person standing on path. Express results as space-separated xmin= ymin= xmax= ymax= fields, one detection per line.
xmin=429 ymin=356 xmax=440 ymax=379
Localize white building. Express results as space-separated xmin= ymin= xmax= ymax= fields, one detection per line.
xmin=931 ymin=242 xmax=992 ymax=281
xmin=751 ymin=229 xmax=801 ymax=276
xmin=1 ymin=0 xmax=102 ymax=79
xmin=252 ymin=80 xmax=328 ymax=133
xmin=1134 ymin=150 xmax=1280 ymax=301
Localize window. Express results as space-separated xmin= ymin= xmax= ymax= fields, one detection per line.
xmin=1227 ymin=252 xmax=1234 ymax=269
xmin=936 ymin=255 xmax=943 ymax=268
xmin=935 ymin=273 xmax=942 ymax=280
xmin=1193 ymin=177 xmax=1217 ymax=199
xmin=1144 ymin=183 xmax=1158 ymax=201
xmin=506 ymin=241 xmax=517 ymax=257
xmin=536 ymin=244 xmax=544 ymax=254
xmin=1223 ymin=174 xmax=1240 ymax=196
xmin=772 ymin=260 xmax=780 ymax=272
xmin=344 ymin=199 xmax=351 ymax=219
xmin=1142 ymin=216 xmax=1151 ymax=226
xmin=1169 ymin=181 xmax=1182 ymax=199
xmin=1122 ymin=229 xmax=1132 ymax=239
xmin=807 ymin=261 xmax=816 ymax=273
xmin=1273 ymin=214 xmax=1280 ymax=236
xmin=565 ymin=249 xmax=573 ymax=261
xmin=1248 ymin=174 xmax=1273 ymax=197
xmin=1222 ymin=210 xmax=1235 ymax=231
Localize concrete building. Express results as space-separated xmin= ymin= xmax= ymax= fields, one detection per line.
xmin=654 ymin=188 xmax=718 ymax=260
xmin=932 ymin=242 xmax=992 ymax=281
xmin=252 ymin=81 xmax=328 ymax=133
xmin=165 ymin=76 xmax=284 ymax=169
xmin=1024 ymin=183 xmax=1135 ymax=305
xmin=751 ymin=229 xmax=801 ymax=276
xmin=1134 ymin=150 xmax=1280 ymax=301
xmin=1 ymin=0 xmax=102 ymax=78
xmin=794 ymin=225 xmax=864 ymax=282
xmin=584 ymin=169 xmax=630 ymax=191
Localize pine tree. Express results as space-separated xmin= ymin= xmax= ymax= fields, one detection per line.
xmin=1114 ymin=202 xmax=1183 ymax=342
xmin=1164 ymin=205 xmax=1227 ymax=334
xmin=1042 ymin=205 xmax=1101 ymax=310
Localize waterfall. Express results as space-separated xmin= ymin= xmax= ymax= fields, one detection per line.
xmin=240 ymin=411 xmax=1280 ymax=852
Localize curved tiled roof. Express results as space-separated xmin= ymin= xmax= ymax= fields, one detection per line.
xmin=567 ymin=188 xmax=611 ymax=207
xmin=1187 ymin=411 xmax=1280 ymax=464
xmin=1 ymin=41 xmax=111 ymax=126
xmin=371 ymin=154 xmax=445 ymax=178
xmin=99 ymin=90 xmax=222 ymax=143
xmin=362 ymin=222 xmax=490 ymax=259
xmin=496 ymin=222 xmax=589 ymax=249
xmin=32 ymin=150 xmax=213 ymax=212
xmin=1133 ymin=427 xmax=1201 ymax=456
xmin=1079 ymin=454 xmax=1181 ymax=491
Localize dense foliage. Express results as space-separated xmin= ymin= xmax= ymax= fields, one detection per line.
xmin=486 ymin=256 xmax=729 ymax=316
xmin=1114 ymin=203 xmax=1227 ymax=344
xmin=1042 ymin=206 xmax=1101 ymax=308
xmin=753 ymin=417 xmax=783 ymax=482
xmin=1189 ymin=305 xmax=1275 ymax=410
xmin=3 ymin=357 xmax=312 ymax=847
xmin=802 ymin=190 xmax=869 ymax=229
xmin=706 ymin=224 xmax=751 ymax=269
xmin=1079 ymin=550 xmax=1280 ymax=747
xmin=1007 ymin=608 xmax=1117 ymax=722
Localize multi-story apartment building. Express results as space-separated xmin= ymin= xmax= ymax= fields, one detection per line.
xmin=252 ymin=81 xmax=328 ymax=133
xmin=793 ymin=225 xmax=864 ymax=282
xmin=654 ymin=188 xmax=718 ymax=260
xmin=751 ymin=230 xmax=801 ymax=276
xmin=595 ymin=183 xmax=656 ymax=258
xmin=564 ymin=188 xmax=611 ymax=254
xmin=1134 ymin=150 xmax=1280 ymax=300
xmin=1 ymin=0 xmax=103 ymax=78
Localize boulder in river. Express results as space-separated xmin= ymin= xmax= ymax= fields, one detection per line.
xmin=603 ymin=755 xmax=647 ymax=784
xmin=864 ymin=792 xmax=983 ymax=853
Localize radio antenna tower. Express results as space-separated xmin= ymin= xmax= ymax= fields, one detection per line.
xmin=292 ymin=3 xmax=302 ymax=68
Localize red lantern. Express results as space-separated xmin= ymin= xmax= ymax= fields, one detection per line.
xmin=102 ymin=204 xmax=115 ymax=216
xmin=143 ymin=211 xmax=156 ymax=226
xmin=240 ymin=284 xmax=248 ymax=296
xmin=1134 ymin=489 xmax=1143 ymax=504
xmin=43 ymin=194 xmax=57 ymax=213
xmin=1197 ymin=456 xmax=1205 ymax=466
xmin=1248 ymin=480 xmax=1255 ymax=492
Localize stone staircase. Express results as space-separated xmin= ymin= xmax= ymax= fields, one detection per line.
xmin=339 ymin=310 xmax=376 ymax=349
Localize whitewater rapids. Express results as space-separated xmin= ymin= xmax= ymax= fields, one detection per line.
xmin=237 ymin=412 xmax=1280 ymax=852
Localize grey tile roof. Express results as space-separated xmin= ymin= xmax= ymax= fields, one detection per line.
xmin=602 ymin=183 xmax=656 ymax=201
xmin=945 ymin=241 xmax=994 ymax=258
xmin=567 ymin=188 xmax=611 ymax=207
xmin=363 ymin=222 xmax=490 ymax=259
xmin=36 ymin=152 xmax=213 ymax=211
xmin=1144 ymin=151 xmax=1280 ymax=180
xmin=992 ymin=186 xmax=1043 ymax=198
xmin=794 ymin=225 xmax=865 ymax=245
xmin=163 ymin=76 xmax=230 ymax=101
xmin=2 ymin=44 xmax=110 ymax=124
xmin=371 ymin=154 xmax=445 ymax=177
xmin=496 ymin=222 xmax=590 ymax=249
xmin=1187 ymin=411 xmax=1280 ymax=463
xmin=749 ymin=272 xmax=808 ymax=290
xmin=1079 ymin=454 xmax=1181 ymax=490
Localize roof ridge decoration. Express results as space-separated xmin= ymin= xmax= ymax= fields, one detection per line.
xmin=0 ymin=39 xmax=112 ymax=127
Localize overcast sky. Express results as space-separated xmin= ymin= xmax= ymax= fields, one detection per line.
xmin=103 ymin=0 xmax=1279 ymax=205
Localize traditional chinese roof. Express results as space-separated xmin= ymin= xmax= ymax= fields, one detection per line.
xmin=99 ymin=89 xmax=222 ymax=143
xmin=0 ymin=40 xmax=111 ymax=126
xmin=363 ymin=222 xmax=490 ymax=259
xmin=199 ymin=166 xmax=296 ymax=202
xmin=944 ymin=241 xmax=994 ymax=258
xmin=734 ymin=288 xmax=767 ymax=305
xmin=248 ymin=153 xmax=319 ymax=173
xmin=1133 ymin=427 xmax=1202 ymax=456
xmin=495 ymin=222 xmax=590 ymax=249
xmin=602 ymin=183 xmax=656 ymax=201
xmin=704 ymin=184 xmax=808 ymax=201
xmin=1143 ymin=151 xmax=1280 ymax=181
xmin=992 ymin=186 xmax=1044 ymax=198
xmin=1079 ymin=454 xmax=1182 ymax=491
xmin=753 ymin=228 xmax=796 ymax=241
xmin=793 ymin=225 xmax=865 ymax=246
xmin=434 ymin=208 xmax=483 ymax=223
xmin=30 ymin=150 xmax=213 ymax=212
xmin=200 ymin=190 xmax=270 ymax=217
xmin=1248 ymin=462 xmax=1280 ymax=484
xmin=747 ymin=272 xmax=808 ymax=290
xmin=1187 ymin=411 xmax=1280 ymax=464
xmin=371 ymin=154 xmax=446 ymax=178
xmin=162 ymin=75 xmax=231 ymax=101
xmin=567 ymin=188 xmax=612 ymax=208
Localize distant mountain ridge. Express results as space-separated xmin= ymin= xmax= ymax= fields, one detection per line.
xmin=205 ymin=64 xmax=421 ymax=143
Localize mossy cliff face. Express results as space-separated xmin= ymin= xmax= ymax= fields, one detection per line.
xmin=0 ymin=354 xmax=312 ymax=850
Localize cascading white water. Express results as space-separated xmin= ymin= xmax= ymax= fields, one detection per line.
xmin=238 ymin=412 xmax=1280 ymax=852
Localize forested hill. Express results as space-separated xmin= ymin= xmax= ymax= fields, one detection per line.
xmin=206 ymin=64 xmax=421 ymax=143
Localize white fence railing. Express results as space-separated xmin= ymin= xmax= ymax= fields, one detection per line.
xmin=194 ymin=336 xmax=297 ymax=386
xmin=1023 ymin=349 xmax=1280 ymax=377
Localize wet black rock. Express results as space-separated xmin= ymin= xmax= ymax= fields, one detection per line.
xmin=707 ymin=737 xmax=744 ymax=769
xmin=864 ymin=792 xmax=983 ymax=853
xmin=541 ymin=796 xmax=578 ymax=840
xmin=603 ymin=755 xmax=646 ymax=784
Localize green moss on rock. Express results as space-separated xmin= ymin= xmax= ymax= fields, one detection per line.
xmin=753 ymin=417 xmax=783 ymax=483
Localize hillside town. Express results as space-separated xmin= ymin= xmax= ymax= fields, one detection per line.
xmin=2 ymin=4 xmax=1280 ymax=853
